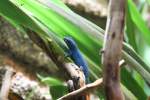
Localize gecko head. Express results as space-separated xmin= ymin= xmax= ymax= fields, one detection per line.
xmin=64 ymin=37 xmax=77 ymax=50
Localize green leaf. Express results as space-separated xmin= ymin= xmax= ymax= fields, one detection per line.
xmin=147 ymin=0 xmax=150 ymax=5
xmin=50 ymin=85 xmax=68 ymax=100
xmin=49 ymin=0 xmax=70 ymax=10
xmin=121 ymin=67 xmax=147 ymax=100
xmin=128 ymin=0 xmax=150 ymax=45
xmin=41 ymin=77 xmax=63 ymax=86
xmin=37 ymin=74 xmax=63 ymax=86
xmin=126 ymin=3 xmax=138 ymax=52
xmin=121 ymin=85 xmax=137 ymax=100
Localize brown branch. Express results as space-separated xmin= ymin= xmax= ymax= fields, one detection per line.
xmin=58 ymin=78 xmax=103 ymax=100
xmin=102 ymin=0 xmax=126 ymax=99
xmin=0 ymin=67 xmax=14 ymax=100
xmin=59 ymin=60 xmax=124 ymax=100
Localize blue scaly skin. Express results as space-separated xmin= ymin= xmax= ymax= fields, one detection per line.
xmin=64 ymin=37 xmax=89 ymax=83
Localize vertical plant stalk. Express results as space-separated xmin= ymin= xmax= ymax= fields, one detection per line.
xmin=102 ymin=0 xmax=126 ymax=100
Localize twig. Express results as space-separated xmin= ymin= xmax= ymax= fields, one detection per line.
xmin=0 ymin=67 xmax=14 ymax=100
xmin=119 ymin=60 xmax=125 ymax=67
xmin=58 ymin=78 xmax=103 ymax=100
xmin=102 ymin=0 xmax=126 ymax=99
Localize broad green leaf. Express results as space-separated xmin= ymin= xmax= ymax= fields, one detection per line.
xmin=128 ymin=0 xmax=150 ymax=45
xmin=121 ymin=85 xmax=137 ymax=100
xmin=121 ymin=67 xmax=147 ymax=100
xmin=50 ymin=85 xmax=68 ymax=100
xmin=123 ymin=44 xmax=150 ymax=75
xmin=37 ymin=74 xmax=63 ymax=86
xmin=10 ymin=0 xmax=102 ymax=76
xmin=126 ymin=3 xmax=138 ymax=52
xmin=48 ymin=0 xmax=70 ymax=10
xmin=41 ymin=77 xmax=63 ymax=86
xmin=147 ymin=0 xmax=150 ymax=5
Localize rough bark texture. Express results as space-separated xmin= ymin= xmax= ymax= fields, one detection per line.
xmin=102 ymin=0 xmax=126 ymax=99
xmin=62 ymin=0 xmax=107 ymax=29
xmin=0 ymin=16 xmax=64 ymax=99
xmin=0 ymin=16 xmax=63 ymax=78
xmin=62 ymin=0 xmax=108 ymax=17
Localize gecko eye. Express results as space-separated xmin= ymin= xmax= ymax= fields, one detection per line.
xmin=64 ymin=39 xmax=66 ymax=42
xmin=64 ymin=38 xmax=68 ymax=42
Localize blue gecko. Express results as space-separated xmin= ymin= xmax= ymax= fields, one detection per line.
xmin=64 ymin=37 xmax=89 ymax=83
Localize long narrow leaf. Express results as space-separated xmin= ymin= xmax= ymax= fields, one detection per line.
xmin=126 ymin=4 xmax=137 ymax=51
xmin=128 ymin=0 xmax=150 ymax=45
